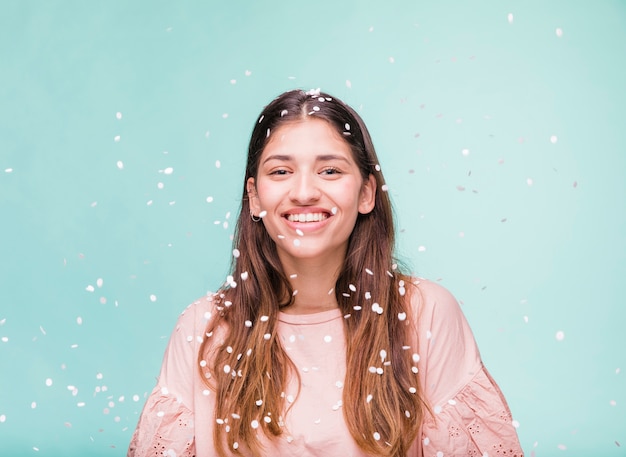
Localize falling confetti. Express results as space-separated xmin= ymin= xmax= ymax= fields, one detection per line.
xmin=507 ymin=13 xmax=514 ymax=23
xmin=555 ymin=330 xmax=565 ymax=341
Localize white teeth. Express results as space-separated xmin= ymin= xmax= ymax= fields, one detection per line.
xmin=287 ymin=213 xmax=328 ymax=222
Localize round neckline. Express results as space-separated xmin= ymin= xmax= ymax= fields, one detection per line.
xmin=278 ymin=307 xmax=343 ymax=325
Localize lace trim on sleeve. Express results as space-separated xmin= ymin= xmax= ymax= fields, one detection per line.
xmin=127 ymin=388 xmax=196 ymax=457
xmin=421 ymin=366 xmax=523 ymax=457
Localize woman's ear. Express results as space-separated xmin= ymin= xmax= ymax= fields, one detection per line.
xmin=358 ymin=174 xmax=377 ymax=215
xmin=247 ymin=177 xmax=261 ymax=215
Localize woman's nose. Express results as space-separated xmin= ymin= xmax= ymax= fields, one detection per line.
xmin=289 ymin=173 xmax=321 ymax=204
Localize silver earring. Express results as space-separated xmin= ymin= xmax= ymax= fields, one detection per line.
xmin=250 ymin=212 xmax=261 ymax=222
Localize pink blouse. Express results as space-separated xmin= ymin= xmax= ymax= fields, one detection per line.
xmin=128 ymin=279 xmax=523 ymax=456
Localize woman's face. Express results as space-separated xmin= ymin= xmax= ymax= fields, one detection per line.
xmin=247 ymin=118 xmax=376 ymax=269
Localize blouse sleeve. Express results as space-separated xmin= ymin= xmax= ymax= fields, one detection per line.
xmin=127 ymin=386 xmax=195 ymax=457
xmin=128 ymin=300 xmax=212 ymax=457
xmin=414 ymin=280 xmax=524 ymax=457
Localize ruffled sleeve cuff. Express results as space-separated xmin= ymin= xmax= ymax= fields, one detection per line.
xmin=421 ymin=365 xmax=524 ymax=457
xmin=127 ymin=386 xmax=196 ymax=457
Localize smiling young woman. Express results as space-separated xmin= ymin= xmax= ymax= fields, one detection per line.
xmin=127 ymin=89 xmax=524 ymax=457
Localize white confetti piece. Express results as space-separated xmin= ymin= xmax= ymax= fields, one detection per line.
xmin=507 ymin=13 xmax=514 ymax=23
xmin=45 ymin=378 xmax=53 ymax=387
xmin=222 ymin=113 xmax=228 ymax=119
xmin=461 ymin=148 xmax=470 ymax=156
xmin=116 ymin=161 xmax=124 ymax=169
xmin=418 ymin=246 xmax=426 ymax=252
xmin=259 ymin=210 xmax=267 ymax=218
xmin=556 ymin=28 xmax=563 ymax=37
xmin=116 ymin=112 xmax=122 ymax=119
xmin=388 ymin=57 xmax=395 ymax=63
xmin=206 ymin=196 xmax=214 ymax=203
xmin=323 ymin=335 xmax=332 ymax=343
xmin=1 ymin=337 xmax=7 ymax=343
xmin=114 ymin=135 xmax=121 ymax=142
xmin=251 ymin=420 xmax=259 ymax=429
xmin=164 ymin=167 xmax=174 ymax=175
xmin=76 ymin=317 xmax=82 ymax=325
xmin=512 ymin=419 xmax=520 ymax=428
xmin=558 ymin=444 xmax=567 ymax=450
xmin=31 ymin=402 xmax=37 ymax=409
xmin=550 ymin=135 xmax=558 ymax=143
xmin=346 ymin=80 xmax=352 ymax=88
xmin=398 ymin=312 xmax=407 ymax=321
xmin=4 ymin=168 xmax=13 ymax=173
xmin=215 ymin=160 xmax=221 ymax=168
xmin=245 ymin=70 xmax=252 ymax=76
xmin=555 ymin=330 xmax=565 ymax=341
xmin=150 ymin=294 xmax=157 ymax=302
xmin=526 ymin=178 xmax=534 ymax=186
xmin=230 ymin=79 xmax=237 ymax=84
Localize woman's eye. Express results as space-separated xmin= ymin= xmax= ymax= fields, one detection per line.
xmin=270 ymin=169 xmax=288 ymax=175
xmin=321 ymin=167 xmax=340 ymax=175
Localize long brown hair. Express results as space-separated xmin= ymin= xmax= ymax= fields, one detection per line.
xmin=199 ymin=89 xmax=428 ymax=456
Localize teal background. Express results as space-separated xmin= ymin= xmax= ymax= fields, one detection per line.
xmin=1 ymin=1 xmax=625 ymax=455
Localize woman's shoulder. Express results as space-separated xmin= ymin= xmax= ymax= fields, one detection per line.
xmin=406 ymin=277 xmax=461 ymax=318
xmin=170 ymin=292 xmax=223 ymax=338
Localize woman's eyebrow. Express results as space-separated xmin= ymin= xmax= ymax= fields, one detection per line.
xmin=316 ymin=154 xmax=350 ymax=163
xmin=262 ymin=154 xmax=292 ymax=164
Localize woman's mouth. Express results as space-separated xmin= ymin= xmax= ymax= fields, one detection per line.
xmin=285 ymin=213 xmax=329 ymax=223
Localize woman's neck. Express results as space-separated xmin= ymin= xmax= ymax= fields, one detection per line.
xmin=279 ymin=257 xmax=341 ymax=315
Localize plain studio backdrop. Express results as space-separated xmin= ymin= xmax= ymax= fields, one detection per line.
xmin=0 ymin=1 xmax=624 ymax=456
